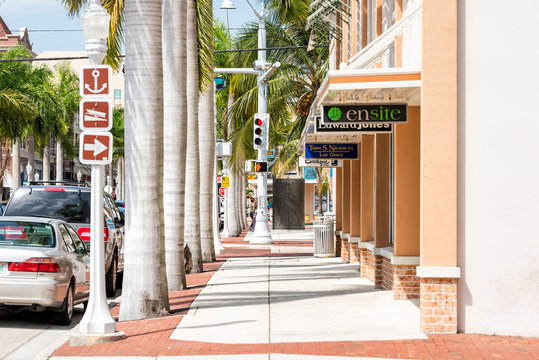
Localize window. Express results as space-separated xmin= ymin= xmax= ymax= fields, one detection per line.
xmin=67 ymin=225 xmax=86 ymax=254
xmin=114 ymin=89 xmax=122 ymax=101
xmin=60 ymin=224 xmax=76 ymax=252
xmin=356 ymin=0 xmax=362 ymax=52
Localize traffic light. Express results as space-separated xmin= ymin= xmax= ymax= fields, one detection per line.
xmin=255 ymin=161 xmax=268 ymax=172
xmin=253 ymin=113 xmax=268 ymax=150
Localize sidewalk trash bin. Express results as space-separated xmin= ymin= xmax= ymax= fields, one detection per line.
xmin=313 ymin=217 xmax=335 ymax=258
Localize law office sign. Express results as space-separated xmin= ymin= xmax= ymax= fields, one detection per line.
xmin=315 ymin=115 xmax=392 ymax=133
xmin=322 ymin=104 xmax=407 ymax=124
xmin=305 ymin=143 xmax=359 ymax=160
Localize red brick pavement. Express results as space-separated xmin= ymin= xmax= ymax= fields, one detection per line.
xmin=52 ymin=229 xmax=539 ymax=359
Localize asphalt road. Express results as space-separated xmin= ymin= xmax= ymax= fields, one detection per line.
xmin=0 ymin=293 xmax=121 ymax=360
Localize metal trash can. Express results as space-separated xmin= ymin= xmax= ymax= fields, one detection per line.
xmin=313 ymin=217 xmax=335 ymax=257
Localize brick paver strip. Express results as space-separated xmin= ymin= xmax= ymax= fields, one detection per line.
xmin=52 ymin=231 xmax=539 ymax=359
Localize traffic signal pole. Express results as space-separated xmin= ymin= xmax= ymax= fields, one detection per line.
xmin=250 ymin=6 xmax=272 ymax=243
xmin=215 ymin=1 xmax=279 ymax=244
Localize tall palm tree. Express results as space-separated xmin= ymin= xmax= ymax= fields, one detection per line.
xmin=118 ymin=0 xmax=170 ymax=321
xmin=184 ymin=0 xmax=203 ymax=273
xmin=162 ymin=0 xmax=188 ymax=290
xmin=197 ymin=0 xmax=216 ymax=262
xmin=53 ymin=62 xmax=80 ymax=182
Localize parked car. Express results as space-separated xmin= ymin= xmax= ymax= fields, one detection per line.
xmin=3 ymin=181 xmax=124 ymax=297
xmin=0 ymin=217 xmax=90 ymax=325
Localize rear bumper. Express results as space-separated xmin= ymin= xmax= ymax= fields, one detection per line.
xmin=0 ymin=276 xmax=69 ymax=308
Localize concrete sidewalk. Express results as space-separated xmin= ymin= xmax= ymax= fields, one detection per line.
xmin=171 ymin=255 xmax=425 ymax=344
xmin=50 ymin=228 xmax=539 ymax=359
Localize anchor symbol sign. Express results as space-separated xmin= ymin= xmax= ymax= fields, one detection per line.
xmin=80 ymin=65 xmax=112 ymax=97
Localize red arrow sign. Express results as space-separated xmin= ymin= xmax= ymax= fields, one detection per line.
xmin=219 ymin=187 xmax=225 ymax=196
xmin=80 ymin=99 xmax=112 ymax=131
xmin=80 ymin=65 xmax=112 ymax=97
xmin=79 ymin=132 xmax=113 ymax=165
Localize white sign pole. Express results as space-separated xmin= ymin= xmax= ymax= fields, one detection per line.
xmin=76 ymin=0 xmax=120 ymax=341
xmin=79 ymin=164 xmax=116 ymax=333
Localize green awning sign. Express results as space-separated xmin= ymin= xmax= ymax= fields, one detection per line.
xmin=322 ymin=104 xmax=407 ymax=124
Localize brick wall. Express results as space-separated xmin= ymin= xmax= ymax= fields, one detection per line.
xmin=341 ymin=238 xmax=350 ymax=263
xmin=420 ymin=278 xmax=457 ymax=333
xmin=393 ymin=265 xmax=420 ymax=300
xmin=335 ymin=234 xmax=342 ymax=257
xmin=380 ymin=256 xmax=394 ymax=290
xmin=349 ymin=241 xmax=360 ymax=263
xmin=360 ymin=247 xmax=376 ymax=282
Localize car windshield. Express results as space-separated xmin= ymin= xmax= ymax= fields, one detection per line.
xmin=4 ymin=189 xmax=91 ymax=223
xmin=0 ymin=221 xmax=55 ymax=248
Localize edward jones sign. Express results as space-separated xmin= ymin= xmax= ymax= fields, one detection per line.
xmin=322 ymin=104 xmax=407 ymax=124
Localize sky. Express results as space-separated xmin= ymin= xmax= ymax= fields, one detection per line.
xmin=0 ymin=0 xmax=257 ymax=53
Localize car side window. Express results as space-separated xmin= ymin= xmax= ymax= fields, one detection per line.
xmin=66 ymin=225 xmax=87 ymax=254
xmin=60 ymin=224 xmax=76 ymax=253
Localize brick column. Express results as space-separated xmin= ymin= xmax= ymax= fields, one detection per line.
xmin=419 ymin=278 xmax=457 ymax=333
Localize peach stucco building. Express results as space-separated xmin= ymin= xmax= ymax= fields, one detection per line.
xmin=300 ymin=0 xmax=539 ymax=336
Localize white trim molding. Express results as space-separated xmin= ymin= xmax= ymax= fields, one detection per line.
xmin=341 ymin=233 xmax=351 ymax=239
xmin=392 ymin=256 xmax=420 ymax=265
xmin=416 ymin=266 xmax=461 ymax=279
xmin=359 ymin=240 xmax=375 ymax=251
xmin=349 ymin=236 xmax=360 ymax=243
xmin=335 ymin=230 xmax=342 ymax=236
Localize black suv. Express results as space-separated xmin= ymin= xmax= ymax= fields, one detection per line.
xmin=3 ymin=181 xmax=124 ymax=297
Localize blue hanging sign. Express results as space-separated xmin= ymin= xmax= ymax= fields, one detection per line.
xmin=305 ymin=143 xmax=359 ymax=160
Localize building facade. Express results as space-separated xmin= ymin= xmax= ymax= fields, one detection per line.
xmin=300 ymin=0 xmax=539 ymax=336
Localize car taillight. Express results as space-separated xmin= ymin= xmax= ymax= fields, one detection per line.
xmin=8 ymin=257 xmax=59 ymax=273
xmin=4 ymin=226 xmax=27 ymax=239
xmin=44 ymin=188 xmax=65 ymax=192
xmin=77 ymin=227 xmax=109 ymax=242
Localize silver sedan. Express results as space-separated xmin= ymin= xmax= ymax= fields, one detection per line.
xmin=0 ymin=217 xmax=90 ymax=325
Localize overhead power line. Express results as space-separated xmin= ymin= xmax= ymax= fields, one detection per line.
xmin=0 ymin=44 xmax=329 ymax=62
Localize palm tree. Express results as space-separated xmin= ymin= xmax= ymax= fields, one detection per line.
xmin=162 ymin=0 xmax=188 ymax=290
xmin=111 ymin=107 xmax=124 ymax=199
xmin=0 ymin=47 xmax=53 ymax=191
xmin=184 ymin=0 xmax=203 ymax=273
xmin=118 ymin=0 xmax=170 ymax=321
xmin=53 ymin=62 xmax=80 ymax=182
xmin=225 ymin=12 xmax=330 ymax=178
xmin=197 ymin=0 xmax=216 ymax=263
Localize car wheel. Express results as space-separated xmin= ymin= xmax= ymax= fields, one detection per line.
xmin=105 ymin=255 xmax=117 ymax=297
xmin=53 ymin=283 xmax=74 ymax=325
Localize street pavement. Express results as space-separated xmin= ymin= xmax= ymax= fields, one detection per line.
xmin=45 ymin=227 xmax=539 ymax=359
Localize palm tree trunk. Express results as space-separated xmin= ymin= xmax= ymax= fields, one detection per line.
xmin=12 ymin=138 xmax=20 ymax=192
xmin=119 ymin=0 xmax=170 ymax=321
xmin=199 ymin=83 xmax=216 ymax=262
xmin=240 ymin=171 xmax=247 ymax=229
xmin=222 ymin=94 xmax=240 ymax=237
xmin=162 ymin=0 xmax=187 ymax=290
xmin=184 ymin=0 xmax=203 ymax=273
xmin=27 ymin=135 xmax=35 ymax=181
xmin=42 ymin=138 xmax=50 ymax=181
xmin=108 ymin=162 xmax=113 ymax=189
xmin=55 ymin=141 xmax=63 ymax=183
